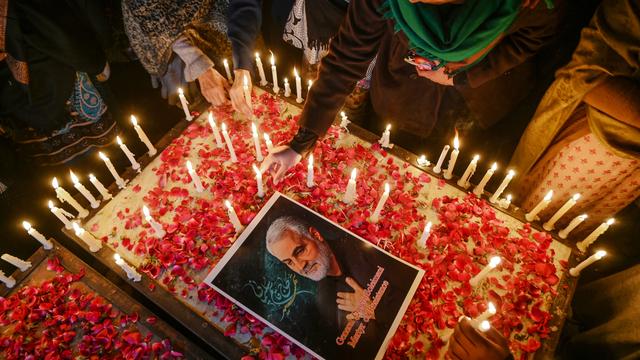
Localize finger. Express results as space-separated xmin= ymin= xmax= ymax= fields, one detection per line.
xmin=484 ymin=327 xmax=509 ymax=348
xmin=336 ymin=292 xmax=355 ymax=301
xmin=259 ymin=156 xmax=275 ymax=174
xmin=338 ymin=304 xmax=356 ymax=312
xmin=345 ymin=277 xmax=363 ymax=292
xmin=273 ymin=162 xmax=290 ymax=184
xmin=447 ymin=336 xmax=467 ymax=360
xmin=459 ymin=318 xmax=487 ymax=347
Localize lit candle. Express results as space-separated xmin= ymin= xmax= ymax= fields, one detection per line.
xmin=263 ymin=133 xmax=273 ymax=152
xmin=186 ymin=160 xmax=204 ymax=193
xmin=339 ymin=111 xmax=350 ymax=130
xmin=307 ymin=79 xmax=313 ymax=94
xmin=489 ymin=170 xmax=515 ymax=204
xmin=0 ymin=270 xmax=15 ymax=288
xmin=307 ymin=154 xmax=314 ymax=188
xmin=283 ymin=78 xmax=291 ymax=97
xmin=208 ymin=112 xmax=224 ymax=149
xmin=89 ymin=174 xmax=112 ymax=201
xmin=524 ymin=190 xmax=554 ymax=222
xmin=570 ymin=250 xmax=606 ymax=276
xmin=469 ymin=256 xmax=501 ymax=287
xmin=130 ymin=115 xmax=156 ymax=156
xmin=72 ymin=222 xmax=102 ymax=252
xmin=99 ymin=152 xmax=126 ymax=189
xmin=457 ymin=154 xmax=479 ymax=189
xmin=370 ymin=183 xmax=390 ymax=223
xmin=417 ymin=221 xmax=432 ymax=248
xmin=433 ymin=145 xmax=450 ymax=174
xmin=221 ymin=122 xmax=238 ymax=162
xmin=225 ymin=200 xmax=243 ymax=233
xmin=48 ymin=200 xmax=73 ymax=230
xmin=473 ymin=162 xmax=497 ymax=196
xmin=223 ymin=58 xmax=233 ymax=82
xmin=1 ymin=254 xmax=32 ymax=272
xmin=499 ymin=194 xmax=512 ymax=209
xmin=142 ymin=205 xmax=165 ymax=238
xmin=251 ymin=123 xmax=263 ymax=162
xmin=70 ymin=171 xmax=100 ymax=209
xmin=379 ymin=124 xmax=392 ymax=148
xmin=544 ymin=193 xmax=581 ymax=231
xmin=417 ymin=155 xmax=430 ymax=167
xmin=343 ymin=168 xmax=358 ymax=204
xmin=177 ymin=88 xmax=193 ymax=121
xmin=52 ymin=177 xmax=89 ymax=218
xmin=294 ymin=67 xmax=303 ymax=103
xmin=22 ymin=221 xmax=53 ymax=250
xmin=114 ymin=253 xmax=141 ymax=282
xmin=253 ymin=164 xmax=264 ymax=198
xmin=270 ymin=52 xmax=279 ymax=94
xmin=444 ymin=133 xmax=460 ymax=180
xmin=117 ymin=136 xmax=140 ymax=171
xmin=478 ymin=320 xmax=491 ymax=332
xmin=255 ymin=53 xmax=268 ymax=86
xmin=577 ymin=218 xmax=614 ymax=252
xmin=559 ymin=214 xmax=588 ymax=239
xmin=243 ymin=74 xmax=252 ymax=107
xmin=472 ymin=302 xmax=496 ymax=325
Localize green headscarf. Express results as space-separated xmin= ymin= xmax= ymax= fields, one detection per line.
xmin=382 ymin=0 xmax=524 ymax=71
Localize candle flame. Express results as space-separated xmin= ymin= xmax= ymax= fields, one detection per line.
xmin=294 ymin=67 xmax=299 ymax=78
xmin=308 ymin=79 xmax=313 ymax=87
xmin=98 ymin=152 xmax=108 ymax=161
xmin=48 ymin=200 xmax=54 ymax=209
xmin=114 ymin=253 xmax=122 ymax=262
xmin=606 ymin=218 xmax=615 ymax=225
xmin=473 ymin=154 xmax=480 ymax=161
xmin=340 ymin=111 xmax=346 ymax=119
xmin=130 ymin=115 xmax=138 ymax=126
xmin=221 ymin=122 xmax=227 ymax=132
xmin=543 ymin=190 xmax=554 ymax=201
xmin=489 ymin=256 xmax=502 ymax=268
xmin=116 ymin=136 xmax=123 ymax=145
xmin=178 ymin=87 xmax=184 ymax=96
xmin=69 ymin=171 xmax=79 ymax=184
xmin=491 ymin=162 xmax=498 ymax=171
xmin=572 ymin=193 xmax=581 ymax=201
xmin=186 ymin=160 xmax=194 ymax=172
xmin=507 ymin=169 xmax=516 ymax=177
xmin=506 ymin=194 xmax=512 ymax=201
xmin=579 ymin=214 xmax=588 ymax=220
xmin=487 ymin=302 xmax=496 ymax=314
xmin=308 ymin=154 xmax=314 ymax=167
xmin=224 ymin=200 xmax=232 ymax=210
xmin=52 ymin=177 xmax=59 ymax=189
xmin=453 ymin=130 xmax=460 ymax=150
xmin=284 ymin=77 xmax=288 ymax=84
xmin=263 ymin=133 xmax=271 ymax=143
xmin=350 ymin=168 xmax=357 ymax=181
xmin=142 ymin=205 xmax=151 ymax=218
xmin=72 ymin=221 xmax=83 ymax=235
xmin=479 ymin=320 xmax=491 ymax=332
xmin=223 ymin=59 xmax=229 ymax=66
xmin=269 ymin=51 xmax=275 ymax=65
xmin=595 ymin=250 xmax=607 ymax=259
xmin=386 ymin=124 xmax=391 ymax=131
xmin=384 ymin=182 xmax=390 ymax=194
xmin=255 ymin=52 xmax=260 ymax=58
xmin=22 ymin=221 xmax=31 ymax=231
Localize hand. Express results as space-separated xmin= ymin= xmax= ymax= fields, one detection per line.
xmin=417 ymin=66 xmax=454 ymax=86
xmin=336 ymin=277 xmax=375 ymax=321
xmin=446 ymin=318 xmax=511 ymax=360
xmin=259 ymin=146 xmax=301 ymax=184
xmin=197 ymin=67 xmax=229 ymax=106
xmin=229 ymin=69 xmax=253 ymax=118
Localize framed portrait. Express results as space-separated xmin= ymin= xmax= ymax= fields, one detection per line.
xmin=204 ymin=193 xmax=424 ymax=360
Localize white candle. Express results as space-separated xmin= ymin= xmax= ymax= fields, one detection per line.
xmin=525 ymin=190 xmax=554 ymax=222
xmin=177 ymin=88 xmax=193 ymax=121
xmin=283 ymin=78 xmax=291 ymax=97
xmin=225 ymin=200 xmax=243 ymax=233
xmin=251 ymin=123 xmax=263 ymax=162
xmin=208 ymin=112 xmax=224 ymax=149
xmin=559 ymin=214 xmax=588 ymax=239
xmin=499 ymin=194 xmax=512 ymax=209
xmin=186 ymin=160 xmax=204 ymax=193
xmin=307 ymin=79 xmax=313 ymax=94
xmin=544 ymin=193 xmax=581 ymax=231
xmin=52 ymin=177 xmax=89 ymax=218
xmin=472 ymin=302 xmax=496 ymax=325
xmin=473 ymin=162 xmax=497 ymax=196
xmin=22 ymin=221 xmax=53 ymax=250
xmin=478 ymin=320 xmax=491 ymax=332
xmin=89 ymin=174 xmax=112 ymax=201
xmin=489 ymin=170 xmax=515 ymax=204
xmin=570 ymin=250 xmax=606 ymax=276
xmin=433 ymin=145 xmax=450 ymax=174
xmin=469 ymin=256 xmax=501 ymax=287
xmin=370 ymin=183 xmax=391 ymax=223
xmin=48 ymin=200 xmax=73 ymax=230
xmin=0 ymin=270 xmax=15 ymax=288
xmin=379 ymin=124 xmax=392 ymax=148
xmin=417 ymin=221 xmax=433 ymax=248
xmin=577 ymin=218 xmax=614 ymax=252
xmin=417 ymin=155 xmax=430 ymax=167
xmin=2 ymin=254 xmax=32 ymax=272
xmin=270 ymin=53 xmax=279 ymax=94
xmin=130 ymin=115 xmax=156 ymax=156
xmin=255 ymin=53 xmax=268 ymax=86
xmin=294 ymin=67 xmax=303 ymax=103
xmin=457 ymin=154 xmax=479 ymax=188
xmin=99 ymin=152 xmax=126 ymax=189
xmin=444 ymin=134 xmax=460 ymax=180
xmin=72 ymin=222 xmax=102 ymax=252
xmin=243 ymin=74 xmax=252 ymax=107
xmin=143 ymin=205 xmax=165 ymax=237
xmin=307 ymin=154 xmax=315 ymax=188
xmin=253 ymin=164 xmax=264 ymax=198
xmin=343 ymin=168 xmax=358 ymax=204
xmin=114 ymin=253 xmax=141 ymax=282
xmin=221 ymin=122 xmax=238 ymax=163
xmin=339 ymin=111 xmax=350 ymax=130
xmin=117 ymin=136 xmax=140 ymax=171
xmin=70 ymin=171 xmax=100 ymax=209
xmin=223 ymin=58 xmax=233 ymax=82
xmin=263 ymin=133 xmax=273 ymax=152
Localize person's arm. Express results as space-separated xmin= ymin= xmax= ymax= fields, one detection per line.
xmin=227 ymin=0 xmax=262 ymax=71
xmin=454 ymin=3 xmax=561 ymax=88
xmin=290 ymin=0 xmax=387 ymax=156
xmin=583 ymin=77 xmax=640 ymax=128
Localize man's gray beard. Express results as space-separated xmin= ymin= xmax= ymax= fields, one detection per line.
xmin=303 ymin=239 xmax=333 ymax=281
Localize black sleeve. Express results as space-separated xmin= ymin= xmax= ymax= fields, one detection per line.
xmin=227 ymin=0 xmax=262 ymax=71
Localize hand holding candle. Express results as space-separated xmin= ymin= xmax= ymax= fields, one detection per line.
xmin=255 ymin=53 xmax=268 ymax=86
xmin=89 ymin=174 xmax=112 ymax=201
xmin=117 ymin=136 xmax=140 ymax=171
xmin=72 ymin=222 xmax=102 ymax=252
xmin=370 ymin=183 xmax=390 ymax=223
xmin=177 ymin=88 xmax=193 ymax=121
xmin=221 ymin=122 xmax=238 ymax=162
xmin=48 ymin=200 xmax=73 ymax=230
xmin=473 ymin=162 xmax=497 ymax=196
xmin=225 ymin=200 xmax=243 ymax=234
xmin=2 ymin=253 xmax=32 ymax=272
xmin=570 ymin=250 xmax=606 ymax=276
xmin=433 ymin=145 xmax=450 ymax=174
xmin=52 ymin=177 xmax=89 ymax=218
xmin=99 ymin=152 xmax=127 ymax=189
xmin=143 ymin=205 xmax=165 ymax=237
xmin=457 ymin=154 xmax=479 ymax=189
xmin=489 ymin=170 xmax=515 ymax=204
xmin=543 ymin=193 xmax=580 ymax=231
xmin=114 ymin=253 xmax=142 ymax=282
xmin=130 ymin=115 xmax=156 ymax=156
xmin=444 ymin=133 xmax=460 ymax=180
xmin=472 ymin=302 xmax=496 ymax=326
xmin=343 ymin=168 xmax=358 ymax=204
xmin=469 ymin=256 xmax=501 ymax=287
xmin=70 ymin=171 xmax=100 ymax=209
xmin=23 ymin=221 xmax=53 ymax=250
xmin=559 ymin=214 xmax=588 ymax=239
xmin=577 ymin=218 xmax=614 ymax=252
xmin=525 ymin=190 xmax=553 ymax=222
